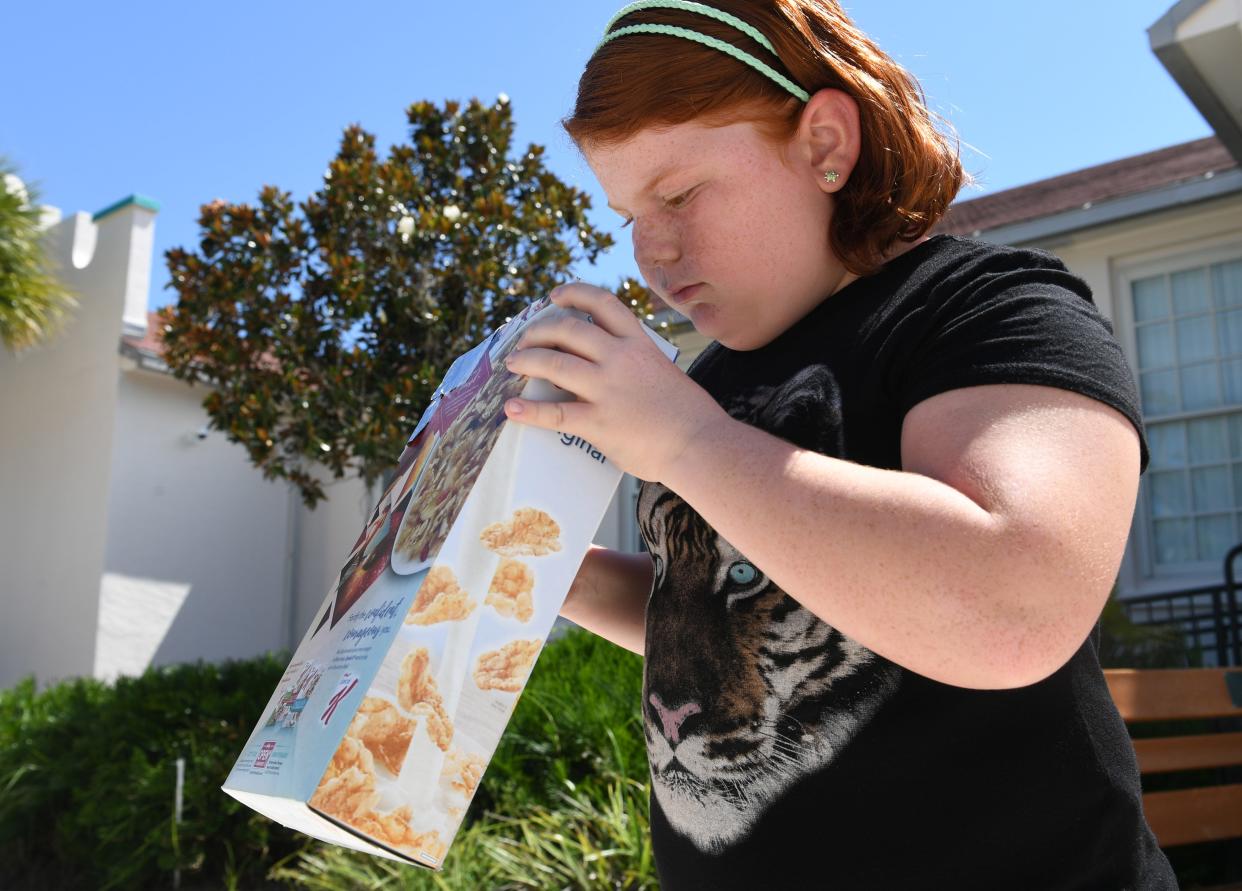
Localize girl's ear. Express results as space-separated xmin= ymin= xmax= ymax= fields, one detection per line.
xmin=796 ymin=88 xmax=861 ymax=192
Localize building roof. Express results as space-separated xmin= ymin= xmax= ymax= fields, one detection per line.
xmin=936 ymin=136 xmax=1237 ymax=238
xmin=120 ymin=312 xmax=166 ymax=357
xmin=93 ymin=194 xmax=161 ymax=222
xmin=119 ymin=312 xmax=171 ymax=373
xmin=1148 ymin=0 xmax=1242 ymax=164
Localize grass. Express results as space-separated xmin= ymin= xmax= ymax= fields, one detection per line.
xmin=271 ymin=629 xmax=654 ymax=889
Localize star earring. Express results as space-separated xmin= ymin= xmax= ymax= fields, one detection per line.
xmin=823 ymin=170 xmax=840 ymax=184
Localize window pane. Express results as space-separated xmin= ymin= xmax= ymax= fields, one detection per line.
xmin=1172 ymin=267 xmax=1211 ymax=315
xmin=1133 ymin=275 xmax=1168 ymax=322
xmin=1137 ymin=322 xmax=1175 ymax=369
xmin=1217 ymin=309 xmax=1242 ymax=356
xmin=1154 ymin=518 xmax=1195 ymax=564
xmin=1149 ymin=470 xmax=1188 ymax=517
xmin=1139 ymin=256 xmax=1242 ymax=579
xmin=1177 ymin=315 xmax=1215 ymax=363
xmin=1150 ymin=422 xmax=1187 ymax=467
xmin=1225 ymin=359 xmax=1242 ymax=404
xmin=1212 ymin=259 xmax=1242 ymax=309
xmin=1182 ymin=363 xmax=1221 ymax=410
xmin=1189 ymin=417 xmax=1231 ymax=463
xmin=1192 ymin=465 xmax=1232 ymax=511
xmin=1141 ymin=369 xmax=1179 ymax=415
xmin=1195 ymin=514 xmax=1234 ymax=562
xmin=1230 ymin=416 xmax=1242 ymax=458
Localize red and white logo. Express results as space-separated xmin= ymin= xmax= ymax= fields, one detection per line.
xmin=320 ymin=673 xmax=358 ymax=726
xmin=253 ymin=740 xmax=276 ymax=769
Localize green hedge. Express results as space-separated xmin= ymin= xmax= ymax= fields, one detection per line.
xmin=0 ymin=629 xmax=647 ymax=890
xmin=5 ymin=615 xmax=1230 ymax=889
xmin=0 ymin=652 xmax=305 ymax=890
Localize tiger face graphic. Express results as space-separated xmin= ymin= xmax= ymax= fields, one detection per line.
xmin=638 ymin=365 xmax=901 ymax=852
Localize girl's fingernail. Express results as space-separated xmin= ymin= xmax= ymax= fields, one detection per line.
xmin=506 ymin=399 xmax=523 ymax=414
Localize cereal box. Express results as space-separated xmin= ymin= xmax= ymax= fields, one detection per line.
xmin=222 ymin=297 xmax=677 ymax=868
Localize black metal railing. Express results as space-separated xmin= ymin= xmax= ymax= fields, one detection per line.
xmin=1119 ymin=544 xmax=1242 ymax=667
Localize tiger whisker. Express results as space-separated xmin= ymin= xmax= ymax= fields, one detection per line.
xmin=748 ymin=726 xmax=813 ymax=758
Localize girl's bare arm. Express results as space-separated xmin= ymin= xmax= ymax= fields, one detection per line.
xmin=559 ymin=544 xmax=653 ymax=656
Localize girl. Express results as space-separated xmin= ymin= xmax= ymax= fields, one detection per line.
xmin=503 ymin=1 xmax=1174 ymax=887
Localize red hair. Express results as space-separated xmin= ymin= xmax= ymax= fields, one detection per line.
xmin=563 ymin=0 xmax=965 ymax=275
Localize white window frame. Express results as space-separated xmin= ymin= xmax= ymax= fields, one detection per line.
xmin=1114 ymin=234 xmax=1242 ymax=588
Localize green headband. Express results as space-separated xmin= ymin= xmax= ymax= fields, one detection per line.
xmin=595 ymin=1 xmax=811 ymax=103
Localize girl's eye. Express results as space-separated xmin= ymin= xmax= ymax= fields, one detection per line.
xmin=616 ymin=186 xmax=695 ymax=230
xmin=665 ymin=187 xmax=696 ymax=209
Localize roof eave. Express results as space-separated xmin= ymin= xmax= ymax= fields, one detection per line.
xmin=964 ymin=165 xmax=1242 ymax=246
xmin=1149 ymin=0 xmax=1242 ymax=164
xmin=118 ymin=339 xmax=171 ymax=375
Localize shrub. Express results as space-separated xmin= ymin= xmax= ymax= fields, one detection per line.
xmin=0 ymin=628 xmax=649 ymax=889
xmin=0 ymin=160 xmax=77 ymax=352
xmin=0 ymin=653 xmax=309 ymax=890
xmin=1097 ymin=588 xmax=1194 ymax=669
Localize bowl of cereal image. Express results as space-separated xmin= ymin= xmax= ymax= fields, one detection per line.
xmin=389 ymin=354 xmax=528 ymax=576
xmin=388 ymin=432 xmax=447 ymax=576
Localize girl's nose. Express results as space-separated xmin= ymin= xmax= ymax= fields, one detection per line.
xmin=632 ymin=217 xmax=681 ymax=270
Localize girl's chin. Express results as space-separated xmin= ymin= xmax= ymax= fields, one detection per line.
xmin=685 ymin=302 xmax=719 ymax=334
xmin=692 ymin=311 xmax=778 ymax=351
xmin=688 ymin=305 xmax=752 ymax=350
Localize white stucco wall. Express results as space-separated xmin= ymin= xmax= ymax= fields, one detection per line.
xmin=0 ymin=205 xmax=147 ymax=689
xmin=96 ymin=367 xmax=295 ymax=679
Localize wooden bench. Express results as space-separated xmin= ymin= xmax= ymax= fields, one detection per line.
xmin=1105 ymin=668 xmax=1242 ymax=876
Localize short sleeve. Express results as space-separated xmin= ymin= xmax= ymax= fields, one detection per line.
xmin=892 ymin=247 xmax=1150 ymax=473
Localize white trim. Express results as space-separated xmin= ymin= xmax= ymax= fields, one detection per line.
xmin=1113 ymin=229 xmax=1242 ymax=280
xmin=1113 ymin=236 xmax=1242 ymax=587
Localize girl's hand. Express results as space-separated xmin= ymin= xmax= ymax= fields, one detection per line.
xmin=503 ymin=283 xmax=729 ymax=482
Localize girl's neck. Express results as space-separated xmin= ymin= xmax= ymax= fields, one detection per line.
xmin=830 ymin=234 xmax=931 ymax=296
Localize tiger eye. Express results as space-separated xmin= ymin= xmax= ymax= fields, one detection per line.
xmin=728 ymin=561 xmax=757 ymax=584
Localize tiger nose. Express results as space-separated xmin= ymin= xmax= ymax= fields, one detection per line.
xmin=649 ymin=692 xmax=702 ymax=744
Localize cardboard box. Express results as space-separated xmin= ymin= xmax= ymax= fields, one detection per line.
xmin=222 ymin=298 xmax=676 ymax=868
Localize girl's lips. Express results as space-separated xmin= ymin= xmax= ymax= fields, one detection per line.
xmin=669 ymin=283 xmax=703 ymax=304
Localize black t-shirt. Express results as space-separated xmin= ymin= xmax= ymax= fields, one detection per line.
xmin=636 ymin=235 xmax=1176 ymax=890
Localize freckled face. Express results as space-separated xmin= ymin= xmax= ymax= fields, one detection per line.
xmin=584 ymin=120 xmax=848 ymax=351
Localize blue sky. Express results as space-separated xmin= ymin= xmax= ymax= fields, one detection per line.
xmin=1 ymin=1 xmax=1211 ymax=310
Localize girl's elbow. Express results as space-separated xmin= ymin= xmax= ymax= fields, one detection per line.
xmin=978 ymin=606 xmax=1100 ymax=689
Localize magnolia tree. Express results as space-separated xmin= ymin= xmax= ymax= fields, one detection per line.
xmin=162 ymin=97 xmax=658 ymax=506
